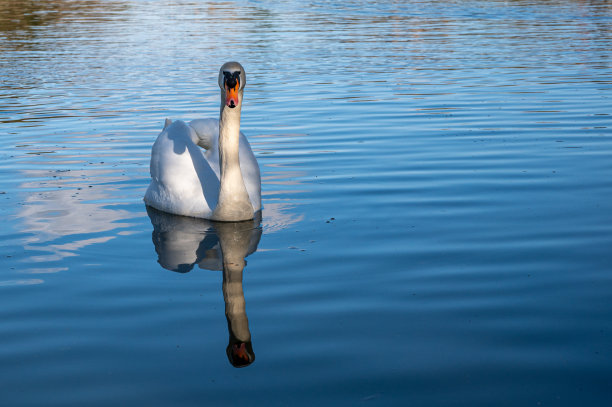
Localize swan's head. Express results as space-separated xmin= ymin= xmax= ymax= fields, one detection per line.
xmin=226 ymin=340 xmax=255 ymax=368
xmin=218 ymin=61 xmax=246 ymax=109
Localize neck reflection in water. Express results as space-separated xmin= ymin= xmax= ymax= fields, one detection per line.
xmin=146 ymin=206 xmax=261 ymax=368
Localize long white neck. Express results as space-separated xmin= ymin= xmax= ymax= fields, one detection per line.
xmin=212 ymin=101 xmax=254 ymax=221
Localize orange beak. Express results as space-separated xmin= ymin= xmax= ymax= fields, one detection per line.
xmin=225 ymin=81 xmax=239 ymax=108
xmin=232 ymin=343 xmax=249 ymax=362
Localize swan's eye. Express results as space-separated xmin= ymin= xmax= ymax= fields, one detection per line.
xmin=223 ymin=71 xmax=241 ymax=79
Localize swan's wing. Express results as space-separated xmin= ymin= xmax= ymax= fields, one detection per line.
xmin=238 ymin=133 xmax=262 ymax=212
xmin=189 ymin=118 xmax=219 ymax=150
xmin=187 ymin=118 xmax=261 ymax=212
xmin=145 ymin=120 xmax=218 ymax=219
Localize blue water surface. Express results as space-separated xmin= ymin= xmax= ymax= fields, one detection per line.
xmin=1 ymin=1 xmax=611 ymax=406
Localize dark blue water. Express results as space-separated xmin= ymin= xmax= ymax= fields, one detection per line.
xmin=1 ymin=1 xmax=612 ymax=405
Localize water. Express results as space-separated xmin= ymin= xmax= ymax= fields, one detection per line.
xmin=1 ymin=1 xmax=612 ymax=405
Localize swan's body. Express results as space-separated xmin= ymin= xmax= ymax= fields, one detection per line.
xmin=144 ymin=62 xmax=261 ymax=221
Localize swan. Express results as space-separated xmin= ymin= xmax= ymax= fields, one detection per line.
xmin=144 ymin=62 xmax=261 ymax=221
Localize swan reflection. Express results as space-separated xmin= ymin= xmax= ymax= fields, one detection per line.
xmin=146 ymin=206 xmax=261 ymax=368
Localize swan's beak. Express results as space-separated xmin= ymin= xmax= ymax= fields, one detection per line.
xmin=233 ymin=343 xmax=248 ymax=360
xmin=225 ymin=82 xmax=239 ymax=108
xmin=230 ymin=342 xmax=252 ymax=367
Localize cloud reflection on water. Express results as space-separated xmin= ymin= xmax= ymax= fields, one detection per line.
xmin=10 ymin=129 xmax=305 ymax=279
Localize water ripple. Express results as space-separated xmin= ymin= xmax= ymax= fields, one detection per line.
xmin=1 ymin=1 xmax=612 ymax=406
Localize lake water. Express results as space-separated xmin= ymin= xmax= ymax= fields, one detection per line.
xmin=1 ymin=1 xmax=612 ymax=405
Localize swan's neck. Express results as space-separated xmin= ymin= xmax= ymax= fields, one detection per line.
xmin=212 ymin=105 xmax=254 ymax=221
xmin=218 ymin=221 xmax=255 ymax=366
xmin=222 ymin=248 xmax=250 ymax=342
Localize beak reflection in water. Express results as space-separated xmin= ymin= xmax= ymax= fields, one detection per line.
xmin=146 ymin=206 xmax=261 ymax=368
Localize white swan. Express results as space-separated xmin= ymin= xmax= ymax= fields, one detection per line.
xmin=144 ymin=62 xmax=261 ymax=221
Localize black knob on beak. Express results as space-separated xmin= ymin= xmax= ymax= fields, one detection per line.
xmin=223 ymin=71 xmax=241 ymax=90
